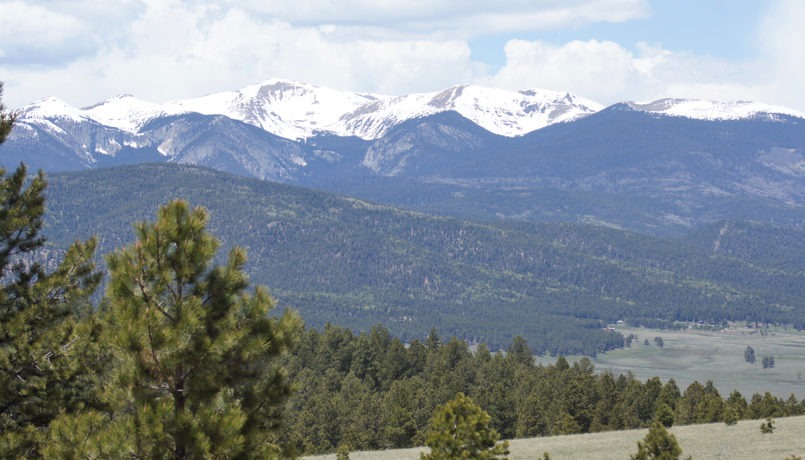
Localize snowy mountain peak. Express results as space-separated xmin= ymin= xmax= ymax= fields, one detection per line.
xmin=338 ymin=84 xmax=603 ymax=139
xmin=165 ymin=78 xmax=383 ymax=140
xmin=20 ymin=97 xmax=88 ymax=123
xmin=627 ymin=98 xmax=805 ymax=121
xmin=83 ymin=94 xmax=163 ymax=132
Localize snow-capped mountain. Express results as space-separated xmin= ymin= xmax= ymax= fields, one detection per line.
xmin=166 ymin=80 xmax=602 ymax=138
xmin=161 ymin=79 xmax=382 ymax=140
xmin=627 ymin=98 xmax=805 ymax=121
xmin=83 ymin=94 xmax=164 ymax=132
xmin=17 ymin=79 xmax=805 ymax=143
xmin=16 ymin=79 xmax=602 ymax=141
xmin=337 ymin=84 xmax=602 ymax=139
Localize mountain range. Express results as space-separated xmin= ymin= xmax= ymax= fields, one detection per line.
xmin=4 ymin=78 xmax=805 ymax=237
xmin=15 ymin=79 xmax=604 ymax=139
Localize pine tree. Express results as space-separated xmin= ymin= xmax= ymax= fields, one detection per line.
xmin=422 ymin=392 xmax=509 ymax=460
xmin=723 ymin=406 xmax=739 ymax=426
xmin=760 ymin=417 xmax=775 ymax=434
xmin=725 ymin=390 xmax=747 ymax=420
xmin=0 ymin=82 xmax=15 ymax=144
xmin=51 ymin=200 xmax=301 ymax=458
xmin=744 ymin=345 xmax=755 ymax=364
xmin=506 ymin=335 xmax=534 ymax=367
xmin=654 ymin=403 xmax=675 ymax=428
xmin=336 ymin=443 xmax=351 ymax=460
xmin=0 ymin=83 xmax=103 ymax=456
xmin=630 ymin=421 xmax=685 ymax=460
xmin=0 ymin=232 xmax=101 ymax=456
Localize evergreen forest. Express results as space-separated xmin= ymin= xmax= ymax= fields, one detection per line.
xmin=278 ymin=323 xmax=805 ymax=455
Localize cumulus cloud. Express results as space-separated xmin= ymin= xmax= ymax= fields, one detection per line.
xmin=0 ymin=1 xmax=95 ymax=65
xmin=758 ymin=0 xmax=805 ymax=110
xmin=483 ymin=33 xmax=789 ymax=109
xmin=1 ymin=0 xmax=804 ymax=113
xmin=487 ymin=39 xmax=646 ymax=101
xmin=0 ymin=0 xmax=650 ymax=107
xmin=242 ymin=0 xmax=648 ymax=34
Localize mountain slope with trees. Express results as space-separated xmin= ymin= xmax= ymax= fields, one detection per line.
xmin=41 ymin=163 xmax=805 ymax=353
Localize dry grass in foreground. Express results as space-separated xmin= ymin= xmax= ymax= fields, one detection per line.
xmin=304 ymin=415 xmax=805 ymax=459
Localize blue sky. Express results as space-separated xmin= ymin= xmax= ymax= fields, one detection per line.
xmin=529 ymin=1 xmax=767 ymax=59
xmin=1 ymin=0 xmax=803 ymax=112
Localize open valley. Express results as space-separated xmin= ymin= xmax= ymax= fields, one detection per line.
xmin=545 ymin=325 xmax=805 ymax=399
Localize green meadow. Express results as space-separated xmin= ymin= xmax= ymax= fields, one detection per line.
xmin=534 ymin=325 xmax=805 ymax=398
xmin=586 ymin=325 xmax=805 ymax=399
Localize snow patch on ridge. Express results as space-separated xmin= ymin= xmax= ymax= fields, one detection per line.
xmin=20 ymin=97 xmax=88 ymax=124
xmin=165 ymin=79 xmax=382 ymax=140
xmin=83 ymin=94 xmax=164 ymax=132
xmin=628 ymin=98 xmax=805 ymax=121
xmin=340 ymin=84 xmax=602 ymax=139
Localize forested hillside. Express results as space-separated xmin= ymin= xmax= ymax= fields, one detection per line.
xmin=679 ymin=220 xmax=805 ymax=271
xmin=42 ymin=163 xmax=805 ymax=354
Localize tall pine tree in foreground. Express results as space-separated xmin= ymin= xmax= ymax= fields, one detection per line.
xmin=0 ymin=82 xmax=103 ymax=457
xmin=0 ymin=82 xmax=15 ymax=142
xmin=50 ymin=200 xmax=301 ymax=458
xmin=0 ymin=170 xmax=101 ymax=455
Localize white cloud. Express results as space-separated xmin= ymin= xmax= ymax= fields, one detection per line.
xmin=757 ymin=0 xmax=805 ymax=110
xmin=0 ymin=0 xmax=650 ymax=108
xmin=0 ymin=2 xmax=79 ymax=43
xmin=487 ymin=39 xmax=646 ymax=101
xmin=0 ymin=1 xmax=92 ymax=64
xmin=242 ymin=0 xmax=648 ymax=33
xmin=482 ymin=36 xmax=788 ymax=109
xmin=2 ymin=0 xmax=805 ymax=114
xmin=1 ymin=3 xmax=481 ymax=107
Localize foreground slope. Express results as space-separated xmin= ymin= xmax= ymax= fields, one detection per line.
xmin=303 ymin=415 xmax=805 ymax=460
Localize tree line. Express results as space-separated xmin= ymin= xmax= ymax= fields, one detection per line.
xmin=278 ymin=323 xmax=804 ymax=455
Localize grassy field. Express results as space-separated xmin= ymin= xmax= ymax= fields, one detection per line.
xmin=304 ymin=415 xmax=805 ymax=459
xmin=538 ymin=325 xmax=805 ymax=399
